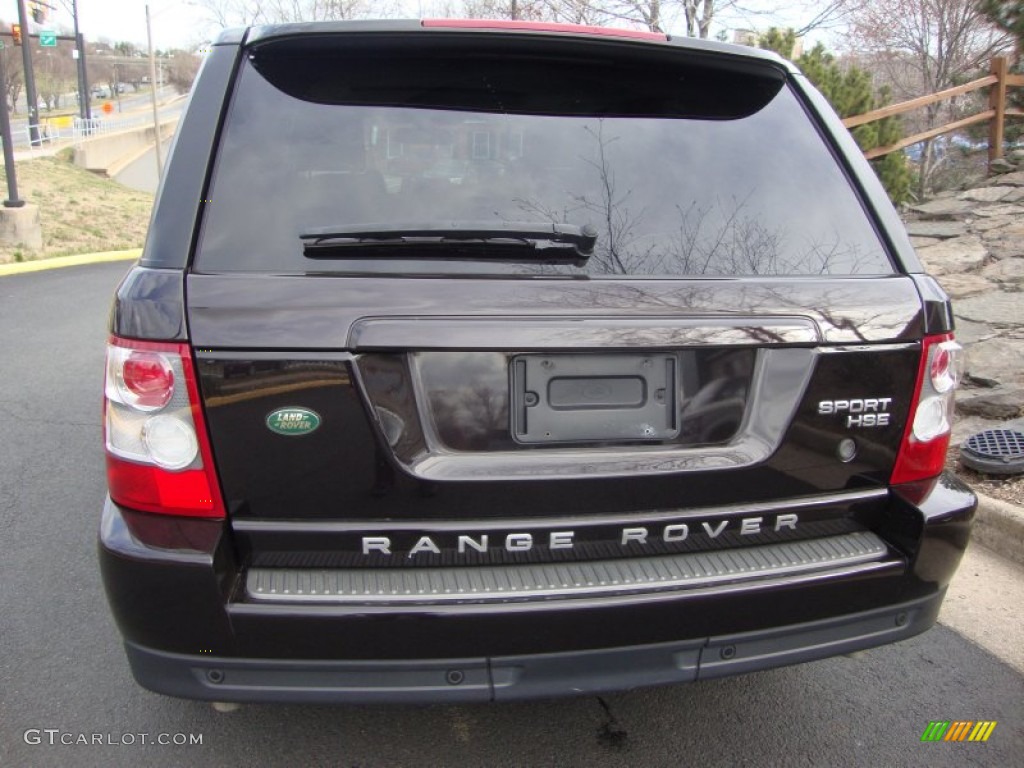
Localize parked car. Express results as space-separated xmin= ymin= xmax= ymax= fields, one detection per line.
xmin=100 ymin=19 xmax=976 ymax=705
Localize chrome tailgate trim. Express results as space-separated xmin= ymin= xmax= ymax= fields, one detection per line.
xmin=245 ymin=532 xmax=891 ymax=605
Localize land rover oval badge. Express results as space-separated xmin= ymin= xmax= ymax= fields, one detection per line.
xmin=266 ymin=407 xmax=321 ymax=436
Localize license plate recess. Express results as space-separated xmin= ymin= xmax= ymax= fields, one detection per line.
xmin=510 ymin=353 xmax=679 ymax=444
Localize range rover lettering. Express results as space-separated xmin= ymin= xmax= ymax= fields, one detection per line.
xmin=99 ymin=19 xmax=977 ymax=704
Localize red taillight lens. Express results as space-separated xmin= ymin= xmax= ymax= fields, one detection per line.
xmin=891 ymin=334 xmax=962 ymax=485
xmin=120 ymin=351 xmax=175 ymax=410
xmin=104 ymin=337 xmax=225 ymax=518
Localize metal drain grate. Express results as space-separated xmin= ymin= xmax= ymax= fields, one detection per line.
xmin=961 ymin=429 xmax=1024 ymax=475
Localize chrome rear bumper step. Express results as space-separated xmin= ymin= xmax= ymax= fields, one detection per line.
xmin=245 ymin=532 xmax=893 ymax=605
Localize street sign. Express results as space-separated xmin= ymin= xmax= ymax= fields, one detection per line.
xmin=0 ymin=40 xmax=5 ymax=50
xmin=39 ymin=31 xmax=56 ymax=47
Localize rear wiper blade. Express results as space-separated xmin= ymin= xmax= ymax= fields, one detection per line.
xmin=301 ymin=221 xmax=598 ymax=263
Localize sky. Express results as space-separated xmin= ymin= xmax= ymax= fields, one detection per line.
xmin=25 ymin=1 xmax=217 ymax=49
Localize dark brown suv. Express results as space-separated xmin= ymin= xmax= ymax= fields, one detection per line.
xmin=100 ymin=19 xmax=976 ymax=704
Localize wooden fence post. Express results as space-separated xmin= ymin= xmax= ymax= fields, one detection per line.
xmin=989 ymin=56 xmax=1008 ymax=168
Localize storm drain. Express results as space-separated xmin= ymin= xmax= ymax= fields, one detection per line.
xmin=961 ymin=429 xmax=1024 ymax=475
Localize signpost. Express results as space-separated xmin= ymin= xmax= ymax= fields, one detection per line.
xmin=39 ymin=30 xmax=56 ymax=47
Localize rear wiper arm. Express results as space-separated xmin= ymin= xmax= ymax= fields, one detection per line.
xmin=301 ymin=221 xmax=598 ymax=263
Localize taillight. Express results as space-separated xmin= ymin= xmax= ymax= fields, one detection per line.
xmin=891 ymin=334 xmax=964 ymax=485
xmin=104 ymin=337 xmax=225 ymax=518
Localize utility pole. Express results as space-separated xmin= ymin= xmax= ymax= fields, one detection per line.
xmin=0 ymin=48 xmax=24 ymax=206
xmin=16 ymin=0 xmax=41 ymax=146
xmin=70 ymin=0 xmax=90 ymax=120
xmin=146 ymin=4 xmax=162 ymax=176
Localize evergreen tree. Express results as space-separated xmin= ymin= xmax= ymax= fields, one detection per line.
xmin=759 ymin=30 xmax=911 ymax=205
xmin=979 ymin=1 xmax=1024 ymax=41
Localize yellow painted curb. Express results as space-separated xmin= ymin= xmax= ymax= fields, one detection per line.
xmin=0 ymin=249 xmax=141 ymax=277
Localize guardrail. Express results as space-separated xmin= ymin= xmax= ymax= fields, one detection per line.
xmin=21 ymin=114 xmax=157 ymax=149
xmin=842 ymin=56 xmax=1024 ymax=166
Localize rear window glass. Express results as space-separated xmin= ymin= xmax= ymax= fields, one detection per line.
xmin=196 ymin=36 xmax=892 ymax=277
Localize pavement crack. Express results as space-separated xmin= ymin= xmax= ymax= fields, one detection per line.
xmin=595 ymin=696 xmax=630 ymax=752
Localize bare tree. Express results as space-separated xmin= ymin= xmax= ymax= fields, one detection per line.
xmin=1 ymin=34 xmax=23 ymax=114
xmin=165 ymin=51 xmax=202 ymax=94
xmin=190 ymin=0 xmax=399 ymax=25
xmin=36 ymin=44 xmax=77 ymax=111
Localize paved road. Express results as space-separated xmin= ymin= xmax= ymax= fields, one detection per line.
xmin=115 ymin=143 xmax=170 ymax=194
xmin=0 ymin=262 xmax=1022 ymax=768
xmin=11 ymin=88 xmax=181 ymax=148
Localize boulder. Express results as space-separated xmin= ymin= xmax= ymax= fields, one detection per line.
xmin=970 ymin=215 xmax=1018 ymax=233
xmin=908 ymin=198 xmax=975 ymax=218
xmin=904 ymin=221 xmax=968 ymax=238
xmin=937 ymin=273 xmax=996 ymax=298
xmin=956 ymin=389 xmax=1024 ymax=420
xmin=962 ymin=336 xmax=1024 ymax=384
xmin=952 ymin=318 xmax=999 ymax=345
xmin=980 ymin=221 xmax=1024 ymax=240
xmin=986 ymin=239 xmax=1024 ymax=260
xmin=959 ymin=186 xmax=1013 ymax=203
xmin=972 ymin=204 xmax=1024 ymax=218
xmin=989 ymin=158 xmax=1018 ymax=174
xmin=994 ymin=170 xmax=1024 ymax=186
xmin=981 ymin=258 xmax=1024 ymax=282
xmin=915 ymin=235 xmax=988 ymax=276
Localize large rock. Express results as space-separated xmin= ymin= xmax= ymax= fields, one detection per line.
xmin=956 ymin=389 xmax=1024 ymax=420
xmin=980 ymin=221 xmax=1024 ymax=241
xmin=962 ymin=336 xmax=1024 ymax=385
xmin=1001 ymin=187 xmax=1024 ymax=203
xmin=972 ymin=203 xmax=1024 ymax=218
xmin=937 ymin=273 xmax=995 ymax=298
xmin=909 ymin=198 xmax=975 ymax=217
xmin=994 ymin=170 xmax=1024 ymax=186
xmin=989 ymin=158 xmax=1018 ymax=174
xmin=904 ymin=220 xmax=968 ymax=238
xmin=981 ymin=258 xmax=1024 ymax=282
xmin=987 ymin=239 xmax=1024 ymax=260
xmin=959 ymin=186 xmax=1013 ymax=203
xmin=970 ymin=215 xmax=1018 ymax=232
xmin=956 ymin=292 xmax=1024 ymax=326
xmin=952 ymin=318 xmax=998 ymax=345
xmin=915 ymin=235 xmax=988 ymax=276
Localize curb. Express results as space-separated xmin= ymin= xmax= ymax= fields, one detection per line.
xmin=972 ymin=492 xmax=1024 ymax=566
xmin=0 ymin=249 xmax=140 ymax=277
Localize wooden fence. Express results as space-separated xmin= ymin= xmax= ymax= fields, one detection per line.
xmin=842 ymin=56 xmax=1024 ymax=165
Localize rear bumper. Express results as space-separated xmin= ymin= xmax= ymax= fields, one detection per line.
xmin=98 ymin=474 xmax=976 ymax=703
xmin=124 ymin=592 xmax=943 ymax=703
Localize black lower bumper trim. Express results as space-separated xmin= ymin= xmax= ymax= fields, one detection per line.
xmin=124 ymin=591 xmax=943 ymax=704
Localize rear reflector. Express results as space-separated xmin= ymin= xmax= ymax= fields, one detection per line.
xmin=891 ymin=334 xmax=963 ymax=485
xmin=104 ymin=337 xmax=225 ymax=518
xmin=422 ymin=19 xmax=668 ymax=41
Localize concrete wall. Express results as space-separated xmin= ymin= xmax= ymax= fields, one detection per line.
xmin=72 ymin=118 xmax=179 ymax=176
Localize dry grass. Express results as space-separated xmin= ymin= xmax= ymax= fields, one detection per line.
xmin=0 ymin=152 xmax=153 ymax=263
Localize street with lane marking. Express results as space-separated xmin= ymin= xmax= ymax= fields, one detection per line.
xmin=0 ymin=262 xmax=1021 ymax=767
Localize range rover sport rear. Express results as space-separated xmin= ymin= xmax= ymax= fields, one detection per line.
xmin=99 ymin=20 xmax=977 ymax=704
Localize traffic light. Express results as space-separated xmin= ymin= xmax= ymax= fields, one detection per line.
xmin=30 ymin=3 xmax=47 ymax=24
xmin=11 ymin=24 xmax=21 ymax=46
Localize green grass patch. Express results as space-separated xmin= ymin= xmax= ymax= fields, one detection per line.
xmin=0 ymin=155 xmax=154 ymax=262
